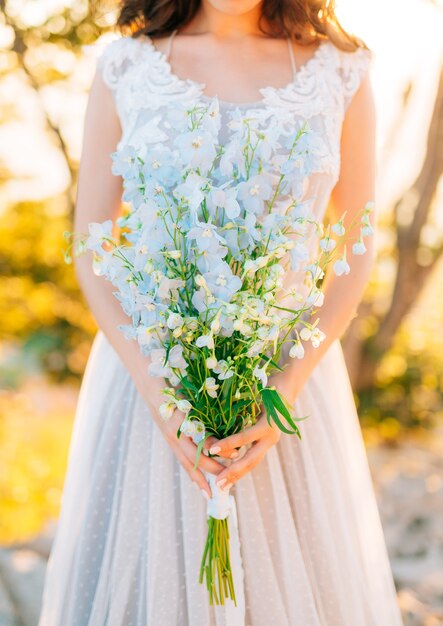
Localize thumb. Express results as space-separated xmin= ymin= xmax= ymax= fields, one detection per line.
xmin=208 ymin=424 xmax=260 ymax=458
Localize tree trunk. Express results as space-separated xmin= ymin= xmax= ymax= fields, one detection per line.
xmin=343 ymin=64 xmax=443 ymax=390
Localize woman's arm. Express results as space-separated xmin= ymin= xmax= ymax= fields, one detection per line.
xmin=74 ymin=69 xmax=222 ymax=495
xmin=209 ymin=71 xmax=377 ymax=487
xmin=273 ymin=69 xmax=377 ymax=403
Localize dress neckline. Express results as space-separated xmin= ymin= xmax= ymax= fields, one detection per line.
xmin=136 ymin=32 xmax=330 ymax=108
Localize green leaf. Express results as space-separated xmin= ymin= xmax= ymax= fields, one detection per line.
xmin=260 ymin=390 xmax=278 ymax=424
xmin=268 ymin=389 xmax=292 ymax=420
xmin=268 ymin=406 xmax=296 ymax=435
xmin=291 ymin=414 xmax=310 ymax=423
xmin=259 ymin=387 xmax=302 ymax=436
xmin=180 ymin=377 xmax=199 ymax=393
xmin=193 ymin=433 xmax=211 ymax=470
xmin=221 ymin=376 xmax=234 ymax=400
xmin=258 ymin=353 xmax=284 ymax=372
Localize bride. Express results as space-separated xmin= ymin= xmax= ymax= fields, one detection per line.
xmin=38 ymin=0 xmax=404 ymax=624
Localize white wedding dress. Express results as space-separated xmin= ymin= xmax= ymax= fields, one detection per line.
xmin=38 ymin=32 xmax=404 ymax=626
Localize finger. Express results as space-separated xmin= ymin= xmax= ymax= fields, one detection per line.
xmin=202 ymin=435 xmax=235 ymax=460
xmin=215 ymin=439 xmax=269 ymax=488
xmin=183 ymin=461 xmax=212 ymax=499
xmin=181 ymin=436 xmax=224 ymax=475
xmin=175 ymin=448 xmax=212 ymax=498
xmin=208 ymin=419 xmax=268 ymax=458
xmin=202 ymin=435 xmax=219 ymax=452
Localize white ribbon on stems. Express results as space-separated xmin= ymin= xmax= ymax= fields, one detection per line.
xmin=202 ymin=444 xmax=250 ymax=625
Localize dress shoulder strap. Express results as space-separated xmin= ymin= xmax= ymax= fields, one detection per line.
xmin=165 ymin=29 xmax=178 ymax=60
xmin=287 ymin=38 xmax=297 ymax=79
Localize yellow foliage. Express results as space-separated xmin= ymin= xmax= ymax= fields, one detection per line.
xmin=0 ymin=383 xmax=75 ymax=544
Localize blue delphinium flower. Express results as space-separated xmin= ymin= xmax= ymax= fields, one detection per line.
xmin=237 ymin=173 xmax=273 ymax=215
xmin=174 ymin=130 xmax=217 ymax=173
xmin=202 ymin=260 xmax=242 ymax=302
xmin=187 ymin=220 xmax=227 ymax=255
xmin=111 ymin=145 xmax=139 ymax=179
xmin=141 ymin=145 xmax=180 ymax=188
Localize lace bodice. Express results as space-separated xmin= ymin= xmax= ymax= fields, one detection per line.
xmin=97 ymin=33 xmax=371 ymax=188
xmin=95 ymin=33 xmax=372 ymax=302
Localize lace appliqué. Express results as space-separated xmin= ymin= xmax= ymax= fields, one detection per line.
xmin=95 ymin=35 xmax=372 ymax=183
xmin=338 ymin=46 xmax=373 ymax=112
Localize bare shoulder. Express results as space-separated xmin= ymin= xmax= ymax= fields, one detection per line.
xmin=344 ymin=70 xmax=376 ymax=130
xmin=87 ymin=60 xmax=122 ymax=140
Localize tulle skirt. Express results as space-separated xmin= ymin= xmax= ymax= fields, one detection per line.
xmin=38 ymin=331 xmax=403 ymax=626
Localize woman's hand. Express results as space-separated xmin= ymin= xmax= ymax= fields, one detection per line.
xmin=204 ymin=412 xmax=281 ymax=492
xmin=158 ymin=409 xmax=225 ymax=499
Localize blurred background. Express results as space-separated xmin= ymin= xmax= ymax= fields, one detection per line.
xmin=0 ymin=0 xmax=442 ymax=624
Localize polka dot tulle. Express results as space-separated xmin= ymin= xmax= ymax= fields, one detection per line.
xmin=39 ymin=334 xmax=403 ymax=625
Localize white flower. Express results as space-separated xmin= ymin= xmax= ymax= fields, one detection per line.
xmin=203 ymin=377 xmax=219 ymax=398
xmin=361 ymin=213 xmax=374 ymax=237
xmin=167 ymin=313 xmax=183 ymax=330
xmin=331 ymin=211 xmax=347 ymax=237
xmin=333 ymin=247 xmax=350 ymax=276
xmin=159 ymin=400 xmax=176 ymax=420
xmin=306 ymin=264 xmax=325 ymax=282
xmin=148 ymin=348 xmax=170 ymax=378
xmin=176 ymin=399 xmax=192 ymax=414
xmin=320 ymin=237 xmax=336 ymax=253
xmin=180 ymin=419 xmax=194 ymax=437
xmin=311 ymin=328 xmax=326 ymax=348
xmin=86 ymin=220 xmax=114 ymax=252
xmin=184 ymin=317 xmax=199 ymax=331
xmin=192 ymin=420 xmax=206 ymax=444
xmin=243 ymin=256 xmax=268 ymax=276
xmin=213 ymin=360 xmax=234 ymax=380
xmin=246 ymin=341 xmax=265 ymax=357
xmin=206 ymin=356 xmax=218 ymax=369
xmin=172 ymin=326 xmax=184 ymax=339
xmin=210 ymin=186 xmax=241 ymax=219
xmin=196 ymin=333 xmax=214 ymax=349
xmin=361 ymin=224 xmax=374 ymax=237
xmin=289 ymin=341 xmax=305 ymax=359
xmin=233 ymin=319 xmax=254 ymax=336
xmin=333 ymin=258 xmax=350 ymax=275
xmin=180 ymin=418 xmax=205 ymax=443
xmin=253 ymin=365 xmax=268 ymax=387
xmin=257 ymin=325 xmax=279 ymax=341
xmin=306 ymin=289 xmax=325 ymax=307
xmin=299 ymin=327 xmax=311 ymax=341
xmin=331 ymin=221 xmax=345 ymax=236
xmin=352 ymin=237 xmax=367 ymax=255
xmin=167 ymin=249 xmax=182 ymax=259
xmin=168 ymin=344 xmax=188 ymax=371
xmin=181 ymin=419 xmax=206 ymax=444
xmin=210 ymin=315 xmax=221 ymax=333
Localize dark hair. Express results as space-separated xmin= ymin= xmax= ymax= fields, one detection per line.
xmin=117 ymin=0 xmax=368 ymax=52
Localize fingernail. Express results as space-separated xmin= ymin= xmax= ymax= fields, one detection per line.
xmin=230 ymin=451 xmax=239 ymax=459
xmin=210 ymin=446 xmax=221 ymax=454
xmin=216 ymin=478 xmax=227 ymax=489
xmin=221 ymin=482 xmax=233 ymax=492
xmin=201 ymin=489 xmax=210 ymax=500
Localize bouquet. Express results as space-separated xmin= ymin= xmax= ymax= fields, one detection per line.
xmin=69 ymin=98 xmax=373 ymax=606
